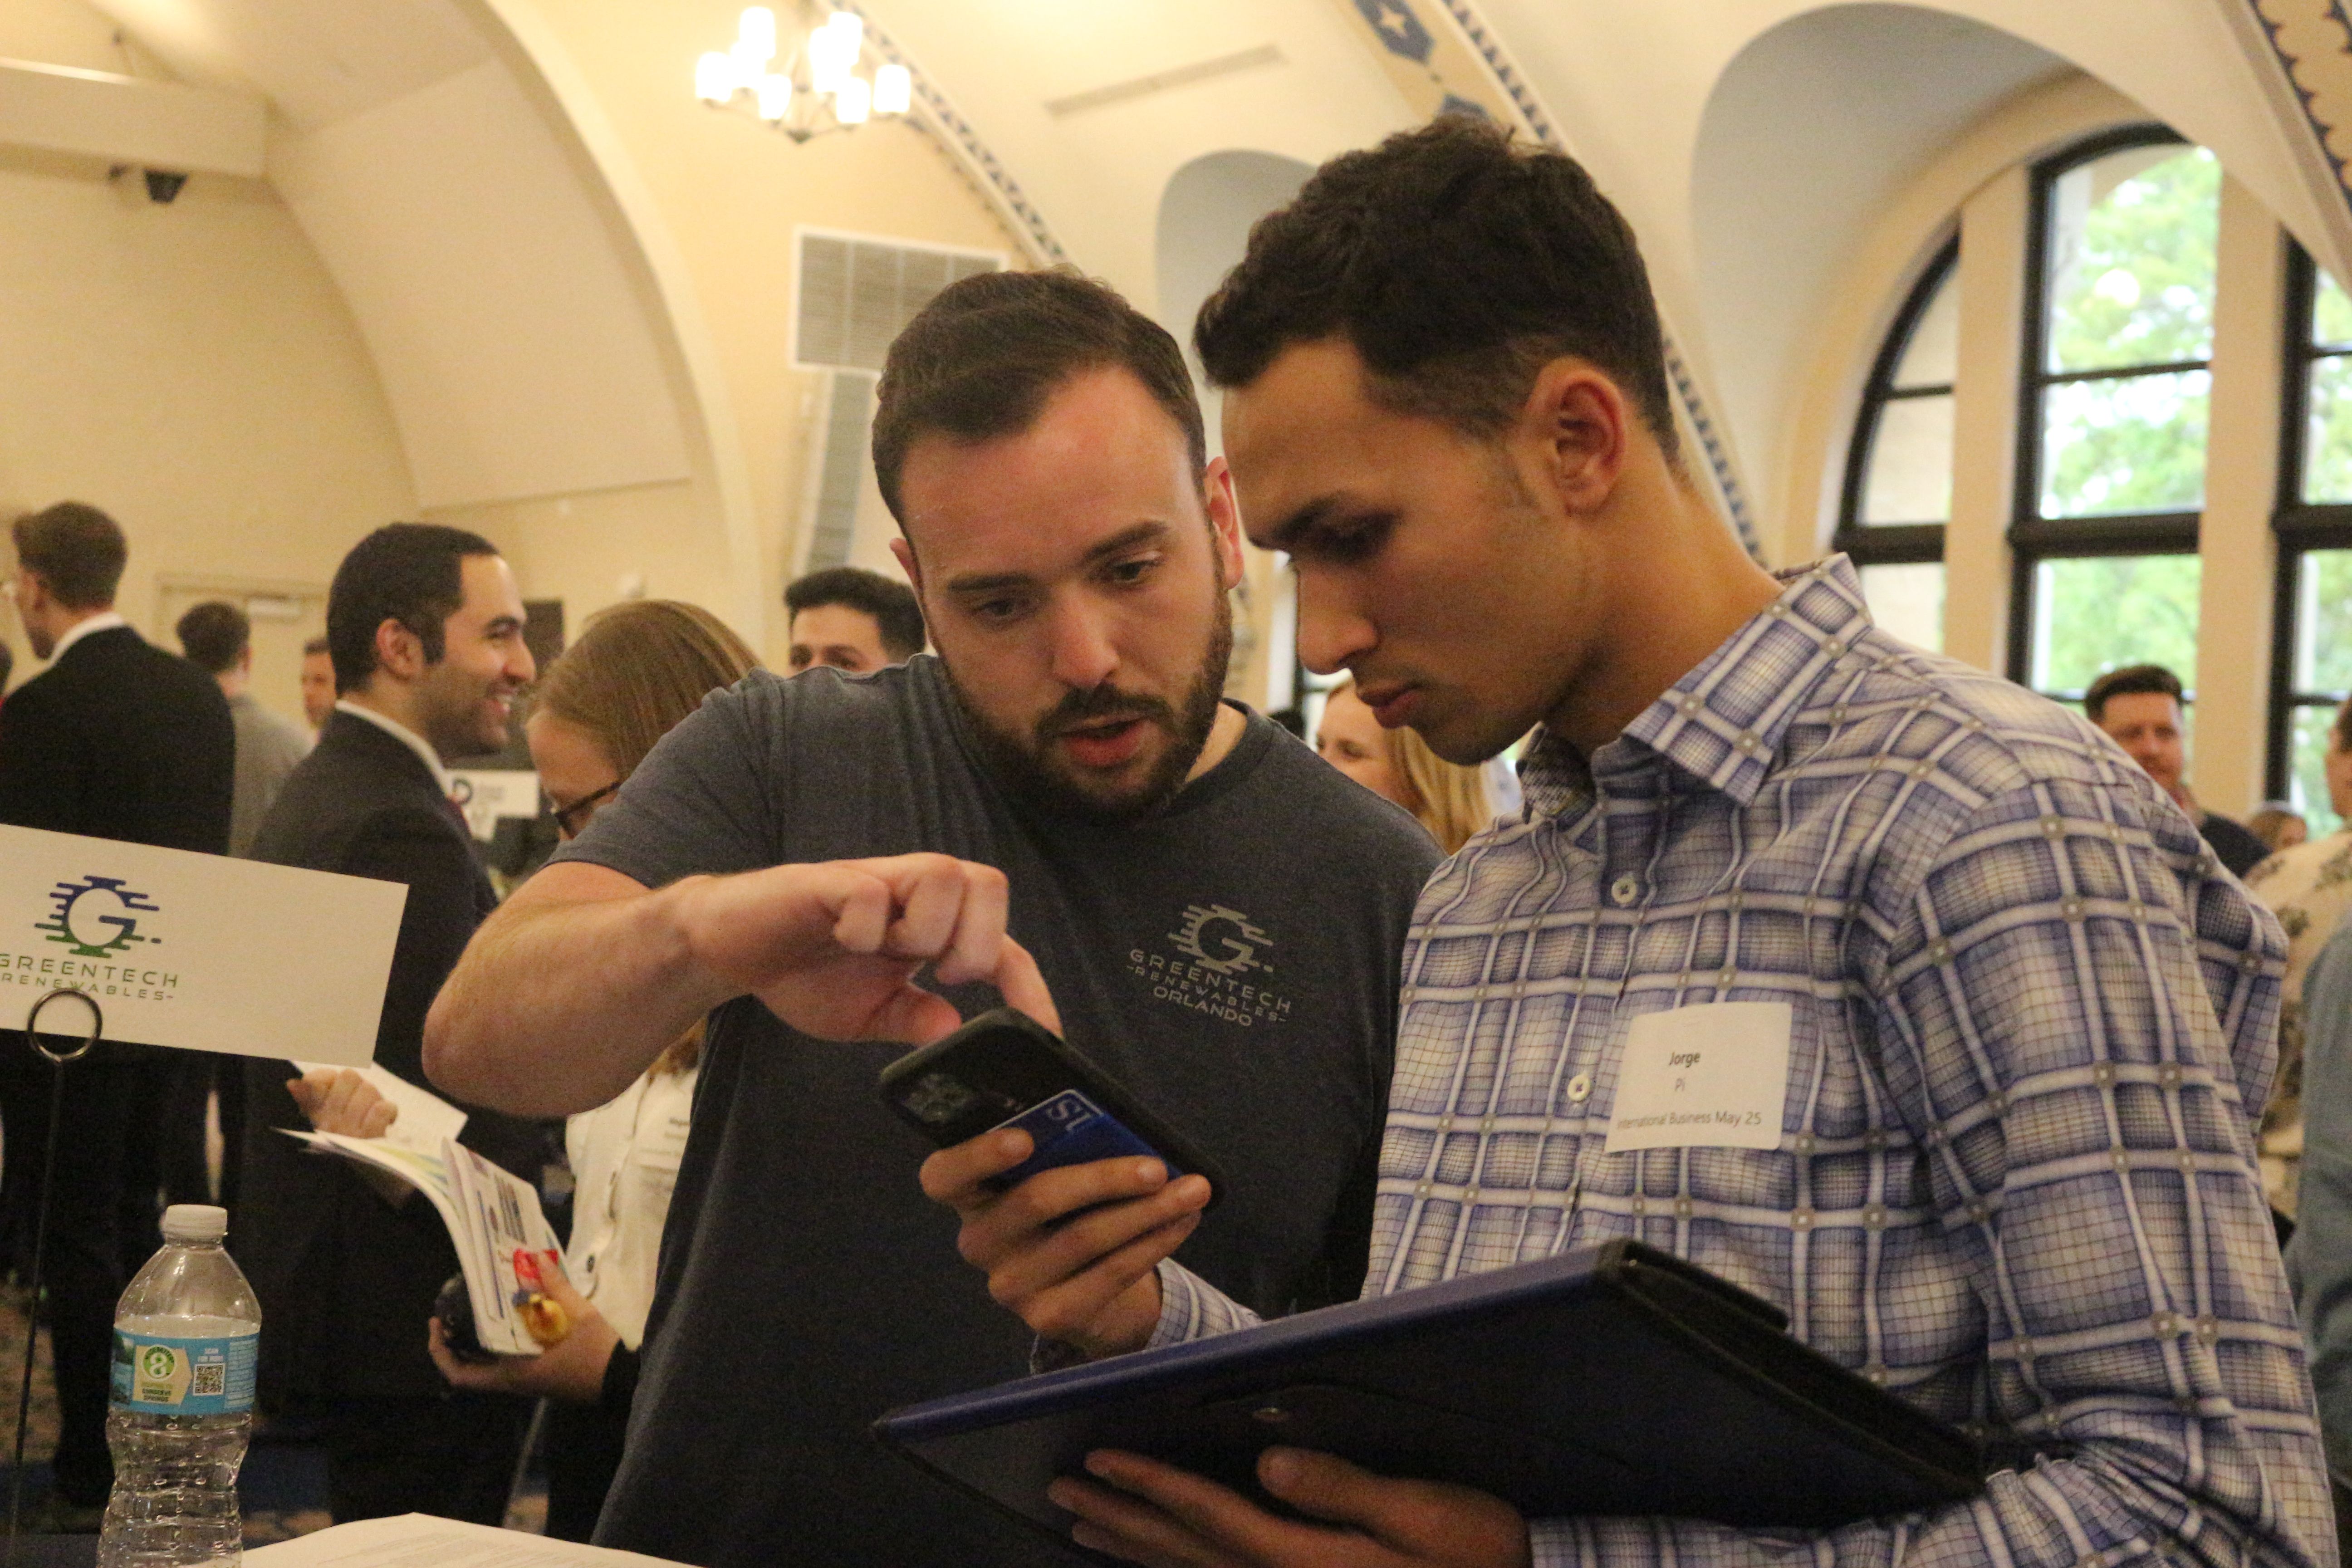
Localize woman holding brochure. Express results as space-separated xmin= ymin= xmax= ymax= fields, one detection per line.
xmin=299 ymin=600 xmax=760 ymax=1541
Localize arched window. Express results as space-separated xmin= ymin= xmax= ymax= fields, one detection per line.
xmin=2267 ymin=247 xmax=2352 ymax=833
xmin=1834 ymin=238 xmax=1956 ymax=651
xmin=2008 ymin=129 xmax=2217 ymax=712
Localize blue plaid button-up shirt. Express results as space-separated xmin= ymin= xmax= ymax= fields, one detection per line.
xmin=1152 ymin=557 xmax=2330 ymax=1568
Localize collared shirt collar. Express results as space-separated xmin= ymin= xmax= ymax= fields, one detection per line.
xmin=1519 ymin=554 xmax=1875 ymax=819
xmin=333 ymin=698 xmax=453 ymax=796
xmin=47 ymin=611 xmax=128 ymax=664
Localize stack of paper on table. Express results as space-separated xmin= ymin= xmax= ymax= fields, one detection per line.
xmin=245 ymin=1514 xmax=691 ymax=1567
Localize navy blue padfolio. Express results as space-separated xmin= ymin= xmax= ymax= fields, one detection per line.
xmin=877 ymin=1239 xmax=1984 ymax=1538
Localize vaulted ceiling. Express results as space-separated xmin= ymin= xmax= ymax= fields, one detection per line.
xmin=19 ymin=0 xmax=2352 ymax=563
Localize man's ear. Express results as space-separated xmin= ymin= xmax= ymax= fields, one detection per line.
xmin=371 ymin=617 xmax=426 ymax=683
xmin=889 ymin=536 xmax=924 ymax=601
xmin=1524 ymin=360 xmax=1629 ymax=517
xmin=1204 ymin=457 xmax=1245 ymax=593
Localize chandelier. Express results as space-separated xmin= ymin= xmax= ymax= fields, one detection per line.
xmin=695 ymin=6 xmax=912 ymax=143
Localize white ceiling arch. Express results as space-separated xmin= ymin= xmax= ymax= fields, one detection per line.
xmin=72 ymin=0 xmax=767 ymax=634
xmin=1692 ymin=4 xmax=2068 ymax=514
xmin=1155 ymin=149 xmax=1313 ymax=365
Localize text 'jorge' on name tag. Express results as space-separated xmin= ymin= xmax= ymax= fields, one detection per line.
xmin=1603 ymin=1001 xmax=1793 ymax=1154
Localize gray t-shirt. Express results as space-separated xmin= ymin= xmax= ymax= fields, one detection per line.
xmin=554 ymin=656 xmax=1438 ymax=1567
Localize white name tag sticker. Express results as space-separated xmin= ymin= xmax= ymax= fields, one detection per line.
xmin=1604 ymin=1001 xmax=1793 ymax=1153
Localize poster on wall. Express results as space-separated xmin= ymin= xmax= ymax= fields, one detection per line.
xmin=0 ymin=823 xmax=405 ymax=1065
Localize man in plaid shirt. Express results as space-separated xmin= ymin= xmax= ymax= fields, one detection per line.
xmin=923 ymin=121 xmax=2332 ymax=1568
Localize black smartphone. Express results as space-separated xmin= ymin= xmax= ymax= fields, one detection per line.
xmin=879 ymin=1008 xmax=1223 ymax=1206
xmin=433 ymin=1274 xmax=497 ymax=1365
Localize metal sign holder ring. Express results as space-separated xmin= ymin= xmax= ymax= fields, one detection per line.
xmin=6 ymin=989 xmax=103 ymax=1558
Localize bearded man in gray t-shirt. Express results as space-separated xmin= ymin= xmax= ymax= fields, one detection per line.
xmin=424 ymin=272 xmax=1442 ymax=1566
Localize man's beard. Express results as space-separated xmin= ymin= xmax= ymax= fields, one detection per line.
xmin=417 ymin=663 xmax=509 ymax=762
xmin=952 ymin=589 xmax=1234 ymax=825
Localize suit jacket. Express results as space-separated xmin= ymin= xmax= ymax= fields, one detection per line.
xmin=236 ymin=711 xmax=549 ymax=1405
xmin=0 ymin=624 xmax=233 ymax=853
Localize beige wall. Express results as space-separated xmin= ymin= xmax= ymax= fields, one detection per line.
xmin=427 ymin=481 xmax=720 ymax=642
xmin=492 ymin=0 xmax=1024 ymax=668
xmin=0 ymin=0 xmax=413 ymax=726
xmin=0 ymin=0 xmax=1117 ymax=698
xmin=0 ymin=158 xmax=414 ymax=711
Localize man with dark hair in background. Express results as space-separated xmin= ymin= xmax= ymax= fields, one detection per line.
xmin=2086 ymin=663 xmax=2271 ymax=877
xmin=168 ymin=600 xmax=311 ymax=1216
xmin=299 ymin=633 xmax=335 ymax=733
xmin=176 ymin=600 xmax=312 ymax=859
xmin=784 ymin=563 xmax=926 ymax=673
xmin=425 ymin=270 xmax=1440 ymax=1566
xmin=237 ymin=523 xmax=546 ymax=1524
xmin=924 ymin=121 xmax=2325 ymax=1568
xmin=0 ymin=500 xmax=233 ymax=1527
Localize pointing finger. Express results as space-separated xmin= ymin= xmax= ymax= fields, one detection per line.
xmin=991 ymin=938 xmax=1063 ymax=1037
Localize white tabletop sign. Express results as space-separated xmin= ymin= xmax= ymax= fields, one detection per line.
xmin=0 ymin=823 xmax=404 ymax=1065
xmin=446 ymin=769 xmax=538 ymax=844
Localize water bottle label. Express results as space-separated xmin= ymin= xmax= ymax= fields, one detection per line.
xmin=109 ymin=1331 xmax=256 ymax=1415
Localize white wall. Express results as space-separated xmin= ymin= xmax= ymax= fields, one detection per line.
xmin=269 ymin=59 xmax=692 ymax=511
xmin=0 ymin=0 xmax=416 ymax=722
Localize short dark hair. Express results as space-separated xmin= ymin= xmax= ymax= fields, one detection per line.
xmin=872 ymin=270 xmax=1205 ymax=524
xmin=1196 ymin=118 xmax=1679 ymax=463
xmin=2084 ymin=664 xmax=2185 ymax=725
xmin=12 ymin=502 xmax=127 ymax=609
xmin=302 ymin=635 xmax=329 ymax=658
xmin=327 ymin=523 xmax=499 ymax=694
xmin=784 ymin=566 xmax=926 ymax=660
xmin=175 ymin=600 xmax=249 ymax=674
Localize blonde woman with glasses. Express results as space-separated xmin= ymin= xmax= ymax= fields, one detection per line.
xmin=428 ymin=599 xmax=759 ymax=1539
xmin=1314 ymin=677 xmax=1493 ymax=854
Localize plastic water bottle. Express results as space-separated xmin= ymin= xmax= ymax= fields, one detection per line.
xmin=98 ymin=1204 xmax=261 ymax=1568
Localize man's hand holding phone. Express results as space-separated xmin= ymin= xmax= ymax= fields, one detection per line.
xmin=920 ymin=1129 xmax=1212 ymax=1361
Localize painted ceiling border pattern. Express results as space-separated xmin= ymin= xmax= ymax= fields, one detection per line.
xmin=1417 ymin=0 xmax=1761 ymax=559
xmin=843 ymin=3 xmax=1069 ymax=266
xmin=2244 ymin=0 xmax=2352 ymax=202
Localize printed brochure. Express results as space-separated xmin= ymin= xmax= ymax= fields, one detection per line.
xmin=284 ymin=1127 xmax=561 ymax=1357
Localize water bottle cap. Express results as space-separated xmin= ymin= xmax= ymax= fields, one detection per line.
xmin=160 ymin=1204 xmax=227 ymax=1242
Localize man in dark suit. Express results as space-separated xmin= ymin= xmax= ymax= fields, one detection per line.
xmin=238 ymin=523 xmax=545 ymax=1524
xmin=0 ymin=500 xmax=234 ymax=1524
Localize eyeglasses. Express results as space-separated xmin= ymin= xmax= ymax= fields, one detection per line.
xmin=549 ymin=779 xmax=623 ymax=839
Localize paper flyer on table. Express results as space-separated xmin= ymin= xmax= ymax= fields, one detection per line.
xmin=0 ymin=822 xmax=402 ymax=1065
xmin=244 ymin=1511 xmax=692 ymax=1566
xmin=285 ymin=1130 xmax=560 ymax=1356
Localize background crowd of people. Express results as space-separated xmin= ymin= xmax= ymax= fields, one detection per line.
xmin=0 ymin=493 xmax=1464 ymax=1543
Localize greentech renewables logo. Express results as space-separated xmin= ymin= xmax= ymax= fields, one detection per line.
xmin=38 ymin=876 xmax=162 ymax=959
xmin=4 ymin=873 xmax=178 ymax=1002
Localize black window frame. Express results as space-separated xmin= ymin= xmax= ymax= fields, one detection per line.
xmin=1833 ymin=234 xmax=1958 ymax=575
xmin=2264 ymin=241 xmax=2352 ymax=805
xmin=2005 ymin=124 xmax=2206 ymax=697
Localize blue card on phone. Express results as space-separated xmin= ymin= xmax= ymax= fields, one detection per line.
xmin=990 ymin=1089 xmax=1163 ymax=1188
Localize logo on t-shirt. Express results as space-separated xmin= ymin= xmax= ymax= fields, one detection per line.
xmin=1170 ymin=905 xmax=1269 ymax=975
xmin=1130 ymin=903 xmax=1291 ymax=1027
